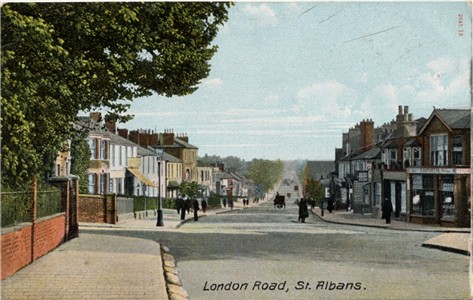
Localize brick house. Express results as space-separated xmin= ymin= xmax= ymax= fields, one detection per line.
xmin=406 ymin=108 xmax=471 ymax=227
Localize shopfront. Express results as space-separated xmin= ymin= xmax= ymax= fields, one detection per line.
xmin=407 ymin=167 xmax=470 ymax=227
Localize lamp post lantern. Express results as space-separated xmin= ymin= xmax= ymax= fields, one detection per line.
xmin=156 ymin=149 xmax=164 ymax=226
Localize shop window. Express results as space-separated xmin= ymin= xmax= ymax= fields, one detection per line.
xmin=430 ymin=134 xmax=448 ymax=166
xmin=411 ymin=175 xmax=435 ymax=216
xmin=441 ymin=177 xmax=455 ymax=220
xmin=452 ymin=136 xmax=463 ymax=166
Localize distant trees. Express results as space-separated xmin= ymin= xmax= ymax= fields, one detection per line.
xmin=247 ymin=159 xmax=284 ymax=193
xmin=1 ymin=2 xmax=231 ymax=187
xmin=300 ymin=163 xmax=325 ymax=203
xmin=199 ymin=154 xmax=247 ymax=174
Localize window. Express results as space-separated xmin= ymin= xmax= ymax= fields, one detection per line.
xmin=413 ymin=147 xmax=421 ymax=166
xmin=117 ymin=178 xmax=122 ymax=195
xmin=88 ymin=174 xmax=96 ymax=194
xmin=109 ymin=178 xmax=114 ymax=193
xmin=119 ymin=146 xmax=123 ymax=166
xmin=88 ymin=138 xmax=97 ymax=159
xmin=99 ymin=173 xmax=106 ymax=194
xmin=430 ymin=135 xmax=448 ymax=166
xmin=452 ymin=136 xmax=463 ymax=165
xmin=375 ymin=183 xmax=382 ymax=207
xmin=389 ymin=149 xmax=397 ymax=168
xmin=100 ymin=140 xmax=107 ymax=160
xmin=110 ymin=145 xmax=115 ymax=167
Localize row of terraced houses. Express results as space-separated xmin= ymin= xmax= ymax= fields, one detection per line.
xmin=311 ymin=105 xmax=470 ymax=228
xmin=55 ymin=112 xmax=250 ymax=203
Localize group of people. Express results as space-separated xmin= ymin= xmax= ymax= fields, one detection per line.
xmin=176 ymin=195 xmax=207 ymax=221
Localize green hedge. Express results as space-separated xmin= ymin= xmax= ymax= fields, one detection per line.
xmin=133 ymin=196 xmax=176 ymax=211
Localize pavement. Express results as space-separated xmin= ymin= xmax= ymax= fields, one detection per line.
xmin=1 ymin=201 xmax=471 ymax=299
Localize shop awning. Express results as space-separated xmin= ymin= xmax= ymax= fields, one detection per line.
xmin=126 ymin=168 xmax=157 ymax=187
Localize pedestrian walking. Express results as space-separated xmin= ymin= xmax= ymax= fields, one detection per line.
xmin=298 ymin=197 xmax=309 ymax=223
xmin=176 ymin=195 xmax=183 ymax=214
xmin=381 ymin=197 xmax=393 ymax=224
xmin=193 ymin=198 xmax=200 ymax=221
xmin=201 ymin=198 xmax=208 ymax=214
xmin=180 ymin=195 xmax=187 ymax=220
xmin=327 ymin=197 xmax=334 ymax=213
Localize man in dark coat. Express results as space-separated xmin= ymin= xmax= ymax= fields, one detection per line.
xmin=193 ymin=198 xmax=200 ymax=221
xmin=180 ymin=195 xmax=187 ymax=220
xmin=298 ymin=198 xmax=309 ymax=223
xmin=201 ymin=198 xmax=208 ymax=214
xmin=382 ymin=197 xmax=393 ymax=224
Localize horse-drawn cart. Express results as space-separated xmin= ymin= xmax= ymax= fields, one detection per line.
xmin=273 ymin=195 xmax=286 ymax=209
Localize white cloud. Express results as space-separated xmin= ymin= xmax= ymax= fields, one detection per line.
xmin=427 ymin=56 xmax=465 ymax=75
xmin=263 ymin=95 xmax=281 ymax=104
xmin=242 ymin=4 xmax=278 ymax=27
xmin=296 ymin=80 xmax=358 ymax=119
xmin=201 ymin=78 xmax=223 ymax=90
xmin=200 ymin=143 xmax=278 ymax=148
xmin=355 ymin=72 xmax=369 ymax=83
xmin=415 ymin=56 xmax=469 ymax=106
xmin=221 ymin=115 xmax=325 ymax=126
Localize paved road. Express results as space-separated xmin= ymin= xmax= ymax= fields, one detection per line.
xmin=82 ymin=198 xmax=469 ymax=300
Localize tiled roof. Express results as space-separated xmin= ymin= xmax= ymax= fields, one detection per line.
xmin=352 ymin=146 xmax=381 ymax=160
xmin=435 ymin=109 xmax=470 ymax=129
xmin=306 ymin=161 xmax=335 ymax=180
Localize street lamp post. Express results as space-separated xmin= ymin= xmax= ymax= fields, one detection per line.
xmin=156 ymin=149 xmax=164 ymax=226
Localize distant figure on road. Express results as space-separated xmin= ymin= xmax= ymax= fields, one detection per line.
xmin=382 ymin=197 xmax=393 ymax=224
xmin=327 ymin=198 xmax=334 ymax=213
xmin=201 ymin=197 xmax=208 ymax=214
xmin=176 ymin=195 xmax=183 ymax=214
xmin=298 ymin=198 xmax=309 ymax=223
xmin=193 ymin=198 xmax=200 ymax=221
xmin=180 ymin=195 xmax=187 ymax=220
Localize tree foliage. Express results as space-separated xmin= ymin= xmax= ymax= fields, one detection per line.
xmin=179 ymin=181 xmax=200 ymax=199
xmin=246 ymin=159 xmax=284 ymax=192
xmin=1 ymin=2 xmax=231 ymax=187
xmin=70 ymin=132 xmax=92 ymax=194
xmin=198 ymin=154 xmax=247 ymax=174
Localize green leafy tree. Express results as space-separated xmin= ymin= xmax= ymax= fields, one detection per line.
xmin=70 ymin=133 xmax=92 ymax=194
xmin=247 ymin=159 xmax=284 ymax=192
xmin=305 ymin=178 xmax=325 ymax=204
xmin=1 ymin=2 xmax=231 ymax=188
xmin=179 ymin=181 xmax=200 ymax=199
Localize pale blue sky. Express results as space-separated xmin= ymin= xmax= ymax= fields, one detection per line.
xmin=121 ymin=1 xmax=472 ymax=161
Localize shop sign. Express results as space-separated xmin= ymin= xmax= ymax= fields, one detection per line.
xmin=407 ymin=167 xmax=470 ymax=175
xmin=358 ymin=171 xmax=368 ymax=182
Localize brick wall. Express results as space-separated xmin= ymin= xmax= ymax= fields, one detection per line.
xmin=33 ymin=214 xmax=66 ymax=259
xmin=78 ymin=194 xmax=117 ymax=224
xmin=1 ymin=214 xmax=66 ymax=280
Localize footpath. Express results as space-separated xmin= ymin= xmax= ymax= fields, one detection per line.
xmin=312 ymin=207 xmax=471 ymax=256
xmin=1 ymin=199 xmax=470 ymax=300
xmin=0 ymin=203 xmax=247 ymax=300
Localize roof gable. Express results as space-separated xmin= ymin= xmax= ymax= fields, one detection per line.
xmin=419 ymin=109 xmax=470 ymax=135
